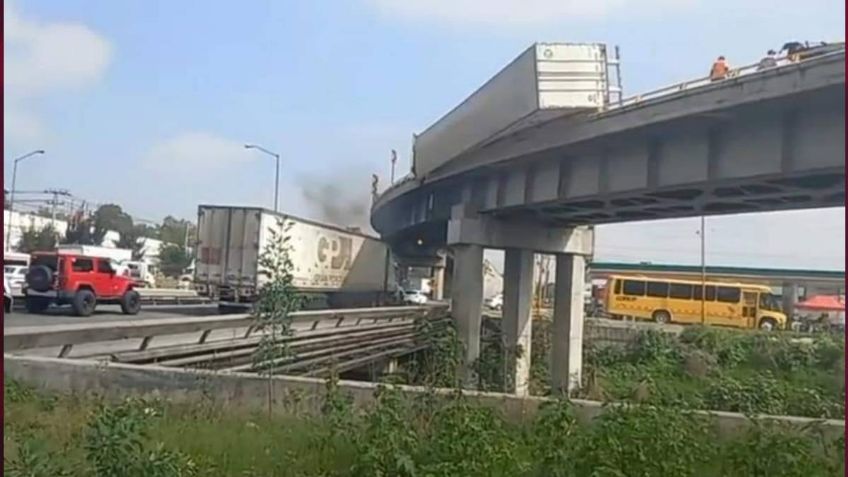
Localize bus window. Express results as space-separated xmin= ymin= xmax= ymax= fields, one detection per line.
xmin=614 ymin=279 xmax=622 ymax=294
xmin=669 ymin=283 xmax=693 ymax=299
xmin=646 ymin=281 xmax=669 ymax=298
xmin=760 ymin=293 xmax=781 ymax=311
xmin=623 ymin=280 xmax=645 ymax=296
xmin=717 ymin=286 xmax=741 ymax=303
xmin=693 ymin=285 xmax=716 ymax=301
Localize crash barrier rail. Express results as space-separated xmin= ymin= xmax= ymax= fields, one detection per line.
xmin=605 ymin=47 xmax=844 ymax=110
xmin=5 ymin=305 xmax=449 ymax=377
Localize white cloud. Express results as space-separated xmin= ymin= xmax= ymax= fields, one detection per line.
xmin=4 ymin=3 xmax=113 ymax=97
xmin=3 ymin=2 xmax=113 ymax=146
xmin=367 ymin=0 xmax=695 ymax=26
xmin=143 ymin=132 xmax=253 ymax=176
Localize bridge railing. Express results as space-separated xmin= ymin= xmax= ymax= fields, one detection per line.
xmin=4 ymin=305 xmax=449 ymax=359
xmin=607 ymin=47 xmax=845 ymax=111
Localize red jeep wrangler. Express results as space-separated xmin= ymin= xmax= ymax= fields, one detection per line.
xmin=24 ymin=252 xmax=142 ymax=316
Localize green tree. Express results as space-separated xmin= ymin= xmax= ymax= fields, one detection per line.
xmin=158 ymin=244 xmax=192 ymax=277
xmin=93 ymin=204 xmax=133 ymax=238
xmin=159 ymin=216 xmax=194 ymax=246
xmin=17 ymin=224 xmax=58 ymax=253
xmin=61 ymin=213 xmax=107 ymax=245
xmin=252 ymin=219 xmax=305 ymax=417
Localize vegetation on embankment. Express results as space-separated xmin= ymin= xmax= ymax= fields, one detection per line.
xmin=461 ymin=319 xmax=845 ymax=419
xmin=4 ymin=378 xmax=844 ymax=477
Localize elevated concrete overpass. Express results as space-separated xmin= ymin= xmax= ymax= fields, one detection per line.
xmin=371 ymin=46 xmax=845 ymax=395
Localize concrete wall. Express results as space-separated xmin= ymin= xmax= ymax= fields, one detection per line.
xmin=5 ymin=354 xmax=842 ymax=440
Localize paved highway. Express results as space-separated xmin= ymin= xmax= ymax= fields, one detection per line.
xmin=4 ymin=304 xmax=221 ymax=328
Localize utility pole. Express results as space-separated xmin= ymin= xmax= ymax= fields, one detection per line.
xmin=390 ymin=149 xmax=397 ymax=184
xmin=44 ymin=189 xmax=70 ymax=228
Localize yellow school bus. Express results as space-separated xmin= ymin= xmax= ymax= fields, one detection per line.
xmin=604 ymin=275 xmax=787 ymax=330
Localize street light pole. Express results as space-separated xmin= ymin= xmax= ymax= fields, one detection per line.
xmin=5 ymin=150 xmax=45 ymax=250
xmin=244 ymin=144 xmax=281 ymax=212
xmin=390 ymin=149 xmax=397 ymax=184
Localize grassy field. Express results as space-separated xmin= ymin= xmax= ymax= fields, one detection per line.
xmin=4 ymin=376 xmax=844 ymax=477
xmin=468 ymin=320 xmax=845 ymax=419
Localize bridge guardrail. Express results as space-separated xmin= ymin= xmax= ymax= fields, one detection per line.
xmin=607 ymin=48 xmax=845 ymax=111
xmin=4 ymin=304 xmax=449 ymax=358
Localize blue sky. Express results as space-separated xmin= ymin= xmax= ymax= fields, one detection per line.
xmin=4 ymin=0 xmax=845 ymax=269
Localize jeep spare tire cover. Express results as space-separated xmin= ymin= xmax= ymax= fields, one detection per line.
xmin=26 ymin=265 xmax=53 ymax=292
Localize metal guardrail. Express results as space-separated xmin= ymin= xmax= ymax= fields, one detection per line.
xmin=4 ymin=305 xmax=449 ymax=360
xmin=604 ymin=48 xmax=845 ymax=111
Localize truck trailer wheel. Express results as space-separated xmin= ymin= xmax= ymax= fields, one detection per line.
xmin=72 ymin=289 xmax=97 ymax=317
xmin=120 ymin=290 xmax=141 ymax=315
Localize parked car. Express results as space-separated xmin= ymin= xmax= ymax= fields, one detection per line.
xmin=403 ymin=289 xmax=428 ymax=305
xmin=4 ymin=265 xmax=28 ymax=297
xmin=24 ymin=252 xmax=141 ymax=317
xmin=486 ymin=293 xmax=503 ymax=311
xmin=4 ymin=276 xmax=13 ymax=313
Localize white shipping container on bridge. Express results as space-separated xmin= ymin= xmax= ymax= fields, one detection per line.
xmin=413 ymin=42 xmax=620 ymax=178
xmin=194 ymin=205 xmax=398 ymax=309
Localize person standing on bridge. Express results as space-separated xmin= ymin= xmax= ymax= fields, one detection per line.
xmin=710 ymin=56 xmax=731 ymax=81
xmin=757 ymin=50 xmax=778 ymax=71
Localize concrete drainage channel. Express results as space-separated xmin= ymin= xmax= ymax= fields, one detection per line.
xmin=4 ymin=305 xmax=843 ymax=440
xmin=4 ymin=305 xmax=448 ymax=378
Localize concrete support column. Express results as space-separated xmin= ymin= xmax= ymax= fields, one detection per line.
xmin=450 ymin=244 xmax=484 ymax=383
xmin=502 ymin=248 xmax=534 ymax=396
xmin=432 ymin=266 xmax=445 ymax=300
xmin=782 ymin=282 xmax=798 ymax=319
xmin=551 ymin=253 xmax=586 ymax=395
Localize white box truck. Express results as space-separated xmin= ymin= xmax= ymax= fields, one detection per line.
xmin=194 ymin=205 xmax=399 ymax=309
xmin=413 ymin=42 xmax=620 ymax=178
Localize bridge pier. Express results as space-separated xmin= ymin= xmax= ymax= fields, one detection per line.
xmin=450 ymin=243 xmax=484 ymax=383
xmin=447 ymin=203 xmax=593 ymax=394
xmin=782 ymin=282 xmax=799 ymax=320
xmin=551 ymin=253 xmax=586 ymax=394
xmin=502 ymin=248 xmax=534 ymax=396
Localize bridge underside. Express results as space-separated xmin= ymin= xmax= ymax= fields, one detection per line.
xmin=485 ymin=86 xmax=844 ymax=226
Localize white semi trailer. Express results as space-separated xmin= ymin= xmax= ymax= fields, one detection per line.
xmin=413 ymin=42 xmax=621 ymax=179
xmin=194 ymin=205 xmax=398 ymax=309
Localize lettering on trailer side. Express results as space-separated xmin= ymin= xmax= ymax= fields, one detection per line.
xmin=317 ymin=235 xmax=353 ymax=270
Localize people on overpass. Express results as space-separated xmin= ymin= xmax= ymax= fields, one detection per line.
xmin=782 ymin=41 xmax=806 ymax=62
xmin=709 ymin=56 xmax=731 ymax=81
xmin=757 ymin=50 xmax=778 ymax=70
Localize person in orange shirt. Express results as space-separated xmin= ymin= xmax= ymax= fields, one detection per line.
xmin=709 ymin=56 xmax=730 ymax=81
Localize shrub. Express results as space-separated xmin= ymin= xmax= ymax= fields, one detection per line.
xmin=420 ymin=397 xmax=524 ymax=477
xmin=705 ymin=373 xmax=786 ymax=415
xmin=571 ymin=404 xmax=715 ymax=477
xmin=719 ymin=421 xmax=844 ymax=477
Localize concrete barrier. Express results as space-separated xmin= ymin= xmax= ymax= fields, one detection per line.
xmin=5 ymin=354 xmax=842 ymax=441
xmin=584 ymin=318 xmax=682 ymax=348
